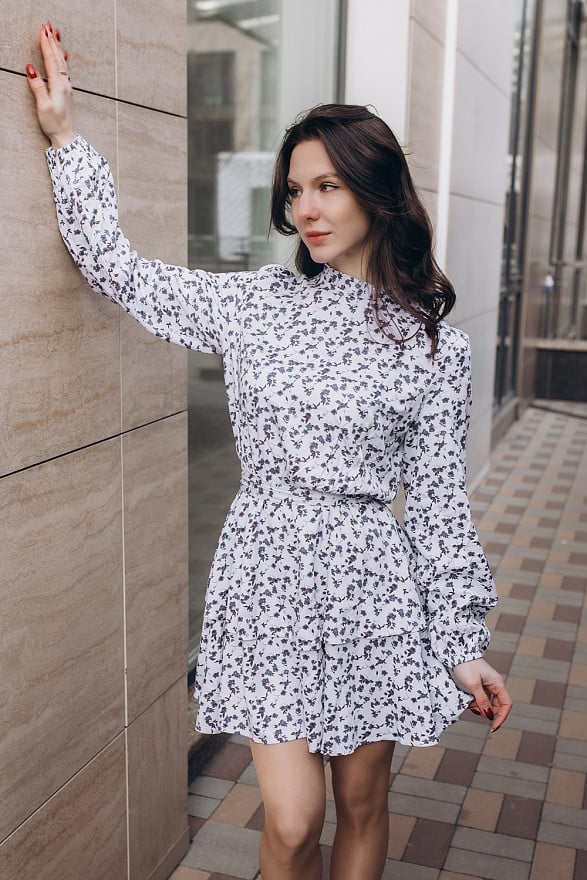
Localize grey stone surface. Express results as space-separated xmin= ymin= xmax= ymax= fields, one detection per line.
xmin=523 ymin=620 xmax=577 ymax=641
xmin=381 ymin=860 xmax=439 ymax=880
xmin=438 ymin=731 xmax=486 ymax=754
xmin=187 ymin=793 xmax=220 ymax=819
xmin=189 ymin=776 xmax=234 ymax=798
xmin=542 ymin=802 xmax=587 ymax=829
xmin=444 ymin=848 xmax=531 ymax=880
xmin=476 ymin=755 xmax=549 ymax=782
xmin=182 ymin=821 xmax=261 ymax=878
xmin=238 ymin=763 xmax=259 ymax=786
xmin=452 ymin=826 xmax=534 ymax=861
xmin=387 ymin=793 xmax=460 ymax=824
xmin=537 ymin=820 xmax=587 ymax=849
xmin=391 ymin=774 xmax=467 ymax=805
xmin=471 ymin=771 xmax=546 ymax=800
xmin=510 ymin=656 xmax=570 ymax=683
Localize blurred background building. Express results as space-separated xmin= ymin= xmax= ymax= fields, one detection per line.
xmin=2 ymin=2 xmax=587 ymax=880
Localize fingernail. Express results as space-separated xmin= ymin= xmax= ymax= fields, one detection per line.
xmin=64 ymin=50 xmax=69 ymax=61
xmin=469 ymin=707 xmax=482 ymax=716
xmin=484 ymin=707 xmax=495 ymax=721
xmin=47 ymin=21 xmax=53 ymax=33
xmin=55 ymin=28 xmax=60 ymax=42
xmin=26 ymin=64 xmax=37 ymax=79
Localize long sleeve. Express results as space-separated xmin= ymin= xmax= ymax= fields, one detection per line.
xmin=45 ymin=135 xmax=235 ymax=354
xmin=401 ymin=329 xmax=497 ymax=668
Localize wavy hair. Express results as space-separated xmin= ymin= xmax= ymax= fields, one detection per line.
xmin=270 ymin=104 xmax=455 ymax=355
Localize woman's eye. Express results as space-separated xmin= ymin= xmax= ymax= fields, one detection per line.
xmin=288 ymin=187 xmax=300 ymax=198
xmin=320 ymin=183 xmax=338 ymax=192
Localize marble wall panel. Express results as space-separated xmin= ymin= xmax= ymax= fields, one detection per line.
xmin=117 ymin=104 xmax=188 ymax=431
xmin=457 ymin=0 xmax=517 ymax=96
xmin=127 ymin=677 xmax=189 ymax=880
xmin=411 ymin=0 xmax=446 ymax=39
xmin=116 ymin=0 xmax=186 ymax=116
xmin=451 ymin=53 xmax=511 ymax=205
xmin=0 ymin=439 xmax=124 ymax=840
xmin=0 ymin=1 xmax=116 ymax=98
xmin=1 ymin=73 xmax=120 ymax=476
xmin=123 ymin=414 xmax=189 ymax=724
xmin=407 ymin=20 xmax=445 ymax=192
xmin=445 ymin=194 xmax=504 ymax=326
xmin=0 ymin=735 xmax=127 ymax=880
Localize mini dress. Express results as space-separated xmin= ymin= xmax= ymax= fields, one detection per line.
xmin=46 ymin=136 xmax=498 ymax=756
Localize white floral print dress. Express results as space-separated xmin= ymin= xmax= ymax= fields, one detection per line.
xmin=46 ymin=136 xmax=497 ymax=756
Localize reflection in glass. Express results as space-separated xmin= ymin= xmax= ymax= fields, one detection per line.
xmin=186 ymin=1 xmax=281 ymax=670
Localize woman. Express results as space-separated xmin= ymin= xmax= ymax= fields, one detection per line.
xmin=27 ymin=23 xmax=512 ymax=880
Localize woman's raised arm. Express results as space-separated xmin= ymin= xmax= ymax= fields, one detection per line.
xmin=26 ymin=22 xmax=76 ymax=149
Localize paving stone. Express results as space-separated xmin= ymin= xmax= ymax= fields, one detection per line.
xmin=452 ymin=825 xmax=534 ymax=861
xmin=574 ymin=849 xmax=587 ymax=880
xmin=510 ymin=656 xmax=571 ymax=683
xmin=403 ymin=818 xmax=454 ymax=868
xmin=182 ymin=822 xmax=261 ymax=878
xmin=435 ymin=749 xmax=478 ymax=787
xmin=538 ymin=820 xmax=587 ymax=849
xmin=517 ymin=731 xmax=557 ymax=766
xmin=459 ymin=788 xmax=504 ymax=833
xmin=210 ymin=783 xmax=263 ymax=827
xmin=392 ymin=773 xmax=467 ymax=804
xmin=444 ymin=847 xmax=531 ymax=880
xmin=546 ymin=768 xmax=585 ymax=808
xmin=202 ymin=743 xmax=252 ymax=781
xmin=237 ymin=764 xmax=258 ymax=786
xmin=381 ymin=859 xmax=439 ymax=879
xmin=532 ymin=680 xmax=567 ymax=709
xmin=542 ymin=802 xmax=587 ymax=828
xmin=529 ymin=841 xmax=577 ymax=880
xmin=387 ymin=793 xmax=460 ymax=824
xmin=387 ymin=813 xmax=417 ymax=860
xmin=476 ymin=755 xmax=550 ymax=783
xmin=189 ymin=794 xmax=221 ymax=819
xmin=471 ymin=771 xmax=547 ymax=800
xmin=189 ymin=777 xmax=235 ymax=798
xmin=496 ymin=795 xmax=542 ymax=840
xmin=438 ymin=732 xmax=486 ymax=755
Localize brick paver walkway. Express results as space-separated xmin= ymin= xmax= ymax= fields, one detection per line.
xmin=172 ymin=404 xmax=587 ymax=880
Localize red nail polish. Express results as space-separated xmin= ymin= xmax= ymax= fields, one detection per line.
xmin=47 ymin=21 xmax=53 ymax=32
xmin=469 ymin=707 xmax=482 ymax=716
xmin=64 ymin=50 xmax=69 ymax=61
xmin=55 ymin=29 xmax=61 ymax=42
xmin=26 ymin=64 xmax=37 ymax=79
xmin=484 ymin=707 xmax=494 ymax=721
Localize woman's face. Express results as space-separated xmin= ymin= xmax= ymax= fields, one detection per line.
xmin=287 ymin=139 xmax=371 ymax=280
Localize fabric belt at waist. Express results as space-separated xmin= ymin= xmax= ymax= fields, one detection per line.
xmin=239 ymin=475 xmax=388 ymax=507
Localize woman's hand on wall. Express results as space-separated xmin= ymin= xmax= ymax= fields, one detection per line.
xmin=451 ymin=657 xmax=513 ymax=732
xmin=26 ymin=22 xmax=75 ymax=149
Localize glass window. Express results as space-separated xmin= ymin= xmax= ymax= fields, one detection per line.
xmin=186 ymin=0 xmax=341 ymax=671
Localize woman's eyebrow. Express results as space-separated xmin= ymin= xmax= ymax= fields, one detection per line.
xmin=287 ymin=172 xmax=342 ymax=185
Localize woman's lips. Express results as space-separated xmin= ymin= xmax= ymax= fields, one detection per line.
xmin=306 ymin=232 xmax=330 ymax=243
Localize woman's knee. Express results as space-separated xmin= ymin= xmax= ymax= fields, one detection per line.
xmin=264 ymin=809 xmax=323 ymax=858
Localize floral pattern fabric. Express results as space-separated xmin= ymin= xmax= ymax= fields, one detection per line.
xmin=46 ymin=136 xmax=497 ymax=755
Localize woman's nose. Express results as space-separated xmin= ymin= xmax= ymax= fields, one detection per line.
xmin=297 ymin=191 xmax=319 ymax=220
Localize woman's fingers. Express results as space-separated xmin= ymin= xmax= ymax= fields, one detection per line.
xmin=27 ymin=22 xmax=75 ymax=148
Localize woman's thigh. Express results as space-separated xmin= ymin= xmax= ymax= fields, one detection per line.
xmin=250 ymin=738 xmax=326 ymax=842
xmin=330 ymin=740 xmax=395 ymax=821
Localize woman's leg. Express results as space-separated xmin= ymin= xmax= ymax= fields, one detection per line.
xmin=329 ymin=740 xmax=395 ymax=880
xmin=250 ymin=738 xmax=326 ymax=880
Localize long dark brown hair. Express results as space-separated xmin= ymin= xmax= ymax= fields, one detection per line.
xmin=270 ymin=104 xmax=455 ymax=355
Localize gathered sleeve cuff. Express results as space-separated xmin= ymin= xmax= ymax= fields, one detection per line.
xmin=400 ymin=329 xmax=497 ymax=668
xmin=45 ymin=135 xmax=236 ymax=354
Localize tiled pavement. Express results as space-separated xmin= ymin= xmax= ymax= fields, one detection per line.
xmin=172 ymin=403 xmax=587 ymax=880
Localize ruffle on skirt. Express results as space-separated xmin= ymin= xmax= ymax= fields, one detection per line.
xmin=194 ymin=624 xmax=472 ymax=756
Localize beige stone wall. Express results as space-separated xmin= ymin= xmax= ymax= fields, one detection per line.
xmin=0 ymin=4 xmax=189 ymax=880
